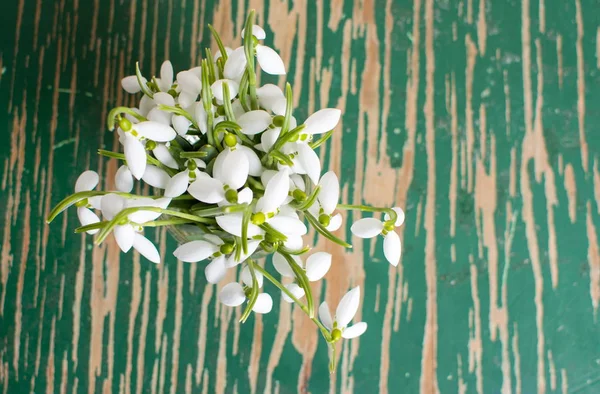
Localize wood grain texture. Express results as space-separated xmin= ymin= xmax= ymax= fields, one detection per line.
xmin=1 ymin=0 xmax=600 ymax=392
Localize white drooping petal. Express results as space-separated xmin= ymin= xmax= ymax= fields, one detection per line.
xmin=227 ymin=240 xmax=261 ymax=268
xmin=178 ymin=90 xmax=197 ymax=108
xmin=75 ymin=170 xmax=99 ymax=192
xmin=326 ymin=213 xmax=343 ymax=232
xmin=215 ymin=214 xmax=263 ymax=238
xmin=152 ymin=144 xmax=179 ymax=169
xmin=147 ymin=107 xmax=172 ymax=125
xmin=342 ymin=322 xmax=367 ymax=339
xmin=153 ymin=91 xmax=175 ymax=106
xmin=383 ymin=231 xmax=402 ymax=267
xmin=123 ymin=134 xmax=147 ymax=180
xmin=187 ymin=175 xmax=225 ymax=204
xmin=256 ymin=45 xmax=286 ymax=75
xmin=77 ymin=207 xmax=100 ymax=234
xmin=271 ymin=97 xmax=287 ymax=116
xmin=216 ymin=149 xmax=249 ymax=189
xmin=237 ymin=145 xmax=263 ymax=177
xmin=205 ymin=256 xmax=227 ymax=284
xmin=142 ymin=165 xmax=171 ymax=189
xmin=282 ymin=283 xmax=305 ymax=303
xmin=237 ymin=110 xmax=272 ymax=135
xmin=237 ymin=187 xmax=254 ymax=204
xmin=115 ymin=165 xmax=134 ymax=192
xmin=318 ymin=302 xmax=333 ymax=330
xmin=241 ymin=25 xmax=266 ymax=40
xmin=158 ymin=60 xmax=174 ymax=91
xmin=211 ymin=79 xmax=240 ymax=102
xmin=177 ymin=70 xmax=202 ymax=93
xmin=252 ymin=293 xmax=273 ymax=314
xmin=335 ymin=286 xmax=361 ymax=328
xmin=261 ymin=127 xmax=280 ymax=152
xmin=283 ymin=236 xmax=304 ymax=252
xmin=241 ymin=265 xmax=264 ymax=288
xmin=303 ymin=108 xmax=341 ymax=135
xmin=259 ymin=170 xmax=277 ymax=188
xmin=318 ymin=171 xmax=340 ymax=215
xmin=132 ymin=233 xmax=161 ymax=263
xmin=223 ymin=47 xmax=247 ymax=80
xmin=134 ymin=121 xmax=177 ymax=142
xmin=114 ymin=224 xmax=135 ymax=253
xmin=172 ymin=114 xmax=192 ymax=136
xmin=219 ymin=283 xmax=246 ymax=307
xmin=384 ymin=207 xmax=406 ymax=227
xmin=193 ymin=103 xmax=208 ymax=134
xmin=164 ymin=171 xmax=190 ymax=198
xmin=173 ymin=240 xmax=219 ymax=262
xmin=257 ymin=84 xmax=284 ymax=112
xmin=296 ymin=144 xmax=321 ymax=184
xmin=121 ymin=75 xmax=143 ymax=94
xmin=290 ymin=174 xmax=306 ymax=191
xmin=101 ymin=193 xmax=125 ymax=220
xmin=305 ymin=252 xmax=332 ymax=281
xmin=261 ymin=169 xmax=290 ymax=213
xmin=269 ymin=216 xmax=307 ymax=237
xmin=88 ymin=195 xmax=103 ymax=210
xmin=350 ymin=218 xmax=384 ymax=239
xmin=127 ymin=197 xmax=171 ymax=223
xmin=272 ymin=253 xmax=295 ymax=277
xmin=232 ymin=100 xmax=245 ymax=118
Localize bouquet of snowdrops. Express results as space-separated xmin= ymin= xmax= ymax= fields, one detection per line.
xmin=47 ymin=11 xmax=404 ymax=371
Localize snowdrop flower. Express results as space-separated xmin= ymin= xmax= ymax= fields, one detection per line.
xmin=313 ymin=171 xmax=342 ymax=231
xmin=256 ymin=84 xmax=287 ymax=115
xmin=219 ymin=278 xmax=273 ymax=314
xmin=211 ymin=79 xmax=239 ymax=102
xmin=272 ymin=252 xmax=332 ymax=302
xmin=118 ymin=119 xmax=177 ymax=179
xmin=255 ymin=168 xmax=290 ymax=215
xmin=156 ymin=60 xmax=174 ymax=92
xmin=350 ymin=207 xmax=405 ymax=266
xmin=164 ymin=159 xmax=206 ymax=198
xmin=319 ymin=287 xmax=367 ymax=340
xmin=74 ymin=170 xmax=101 ymax=234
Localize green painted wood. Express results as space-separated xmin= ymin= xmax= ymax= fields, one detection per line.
xmin=1 ymin=0 xmax=600 ymax=393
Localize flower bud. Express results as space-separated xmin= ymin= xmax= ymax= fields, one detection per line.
xmin=225 ymin=188 xmax=238 ymax=203
xmin=145 ymin=140 xmax=157 ymax=151
xmin=318 ymin=214 xmax=331 ymax=227
xmin=224 ymin=133 xmax=238 ymax=148
xmin=251 ymin=212 xmax=266 ymax=225
xmin=331 ymin=328 xmax=342 ymax=342
xmin=220 ymin=243 xmax=234 ymax=254
xmin=187 ymin=160 xmax=197 ymax=171
xmin=292 ymin=189 xmax=307 ymax=202
xmin=119 ymin=118 xmax=132 ymax=132
xmin=272 ymin=115 xmax=285 ymax=128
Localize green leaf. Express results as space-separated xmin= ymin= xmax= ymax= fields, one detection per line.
xmin=304 ymin=211 xmax=352 ymax=248
xmin=135 ymin=62 xmax=154 ymax=98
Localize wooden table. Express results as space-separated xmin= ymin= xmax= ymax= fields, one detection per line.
xmin=2 ymin=0 xmax=599 ymax=393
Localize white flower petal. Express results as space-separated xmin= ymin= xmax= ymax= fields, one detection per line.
xmin=241 ymin=265 xmax=264 ymax=288
xmin=114 ymin=224 xmax=135 ymax=253
xmin=272 ymin=252 xmax=295 ymax=277
xmin=152 ymin=144 xmax=179 ymax=169
xmin=259 ymin=170 xmax=277 ymax=187
xmin=256 ymin=45 xmax=286 ymax=75
xmin=304 ymin=108 xmax=341 ymax=135
xmin=262 ymin=169 xmax=290 ymax=213
xmin=75 ymin=170 xmax=99 ymax=192
xmin=252 ymin=293 xmax=273 ymax=314
xmin=147 ymin=107 xmax=172 ymax=125
xmin=335 ymin=286 xmax=361 ymax=328
xmin=269 ymin=216 xmax=307 ymax=237
xmin=173 ymin=240 xmax=219 ymax=262
xmin=282 ymin=283 xmax=305 ymax=303
xmin=318 ymin=171 xmax=339 ymax=215
xmin=326 ymin=213 xmax=343 ymax=232
xmin=283 ymin=235 xmax=304 ymax=251
xmin=223 ymin=47 xmax=247 ymax=80
xmin=215 ymin=214 xmax=263 ymax=238
xmin=193 ymin=103 xmax=208 ymax=134
xmin=237 ymin=110 xmax=272 ymax=135
xmin=123 ymin=134 xmax=147 ymax=180
xmin=153 ymin=92 xmax=175 ymax=107
xmin=77 ymin=207 xmax=100 ymax=234
xmin=100 ymin=194 xmax=125 ymax=220
xmin=318 ymin=302 xmax=333 ymax=330
xmin=350 ymin=218 xmax=384 ymax=238
xmin=205 ymin=256 xmax=227 ymax=284
xmin=187 ymin=175 xmax=225 ymax=204
xmin=133 ymin=233 xmax=161 ymax=263
xmin=177 ymin=70 xmax=202 ymax=93
xmin=231 ymin=100 xmax=245 ymax=118
xmin=127 ymin=197 xmax=171 ymax=223
xmin=383 ymin=231 xmax=402 ymax=266
xmin=139 ymin=95 xmax=156 ymax=116
xmin=211 ymin=79 xmax=239 ymax=102
xmin=237 ymin=187 xmax=254 ymax=204
xmin=256 ymin=84 xmax=284 ymax=112
xmin=261 ymin=127 xmax=280 ymax=152
xmin=227 ymin=240 xmax=261 ymax=268
xmin=241 ymin=25 xmax=266 ymax=40
xmin=178 ymin=90 xmax=197 ymax=108
xmin=88 ymin=195 xmax=103 ymax=210
xmin=219 ymin=283 xmax=246 ymax=307
xmin=121 ymin=75 xmax=143 ymax=94
xmin=164 ymin=171 xmax=190 ymax=198
xmin=271 ymin=97 xmax=287 ymax=116
xmin=203 ymin=234 xmax=223 ymax=246
xmin=159 ymin=60 xmax=174 ymax=91
xmin=115 ymin=165 xmax=134 ymax=193
xmin=141 ymin=165 xmax=171 ymax=189
xmin=217 ymin=149 xmax=249 ymax=189
xmin=290 ymin=174 xmax=306 ymax=191
xmin=236 ymin=145 xmax=263 ymax=177
xmin=172 ymin=114 xmax=192 ymax=136
xmin=342 ymin=322 xmax=367 ymax=339
xmin=384 ymin=207 xmax=406 ymax=227
xmin=305 ymin=252 xmax=332 ymax=281
xmin=134 ymin=121 xmax=176 ymax=142
xmin=296 ymin=144 xmax=321 ymax=184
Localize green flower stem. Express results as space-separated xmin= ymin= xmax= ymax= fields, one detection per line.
xmin=304 ymin=211 xmax=352 ymax=248
xmin=336 ymin=203 xmax=398 ymax=225
xmin=179 ymin=151 xmax=208 ymax=159
xmin=269 ymin=150 xmax=294 ymax=166
xmin=204 ymin=48 xmax=216 ymax=84
xmin=328 ymin=343 xmax=337 ymax=374
xmin=157 ymin=104 xmax=199 ymax=129
xmin=259 ymin=223 xmax=287 ymax=242
xmin=95 ymin=207 xmax=215 ymax=244
xmin=281 ymin=83 xmax=293 ymax=135
xmin=281 ymin=252 xmax=314 ymax=317
xmin=75 ymin=221 xmax=109 ymax=233
xmin=269 ymin=124 xmax=306 ymax=154
xmin=201 ymin=60 xmax=215 ymax=146
xmin=222 ymin=82 xmax=235 ymax=121
xmin=278 ymin=244 xmax=310 ymax=255
xmin=140 ymin=218 xmax=196 ymax=227
xmin=136 ymin=62 xmax=154 ymax=98
xmin=243 ymin=11 xmax=259 ymax=110
xmin=97 ymin=149 xmax=179 ymax=176
xmin=253 ymin=264 xmax=331 ymax=338
xmin=191 ymin=203 xmax=247 ymax=217
xmin=107 ymin=107 xmax=146 ymax=131
xmin=238 ymin=71 xmax=250 ymax=112
xmin=293 ymin=185 xmax=321 ymax=211
xmin=309 ymin=129 xmax=334 ymax=150
xmin=241 ymin=204 xmax=253 ymax=254
xmin=208 ymin=24 xmax=228 ymax=62
xmin=240 ymin=260 xmax=260 ymax=323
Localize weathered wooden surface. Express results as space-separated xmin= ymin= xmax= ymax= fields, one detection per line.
xmin=1 ymin=0 xmax=600 ymax=393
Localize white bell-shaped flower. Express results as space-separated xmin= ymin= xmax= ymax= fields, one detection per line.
xmin=141 ymin=165 xmax=171 ymax=189
xmin=350 ymin=207 xmax=404 ymax=266
xmin=74 ymin=170 xmax=101 ymax=234
xmin=303 ymin=108 xmax=341 ymax=135
xmin=317 ymin=171 xmax=339 ymax=215
xmin=223 ymin=47 xmax=247 ymax=80
xmin=256 ymin=84 xmax=286 ymax=115
xmin=114 ymin=224 xmax=135 ymax=252
xmin=215 ymin=213 xmax=264 ymax=238
xmin=256 ymin=45 xmax=286 ymax=75
xmin=121 ymin=121 xmax=176 ymax=180
xmin=204 ymin=255 xmax=227 ymax=284
xmin=77 ymin=207 xmax=100 ymax=234
xmin=272 ymin=252 xmax=331 ymax=282
xmin=219 ymin=282 xmax=273 ymax=314
xmin=115 ymin=165 xmax=134 ymax=192
xmin=176 ymin=70 xmax=202 ymax=95
xmin=173 ymin=240 xmax=220 ymax=262
xmin=152 ymin=144 xmax=179 ymax=169
xmin=350 ymin=218 xmax=384 ymax=238
xmin=172 ymin=115 xmax=192 ymax=136
xmin=237 ymin=110 xmax=271 ymax=135
xmin=256 ymin=168 xmax=289 ymax=214
xmin=153 ymin=91 xmax=175 ymax=107
xmin=384 ymin=207 xmax=406 ymax=227
xmin=383 ymin=230 xmax=402 ymax=267
xmin=268 ymin=215 xmax=307 ymax=238
xmin=132 ymin=233 xmax=161 ymax=263
xmin=121 ymin=75 xmax=145 ymax=94
xmin=211 ymin=79 xmax=239 ymax=102
xmin=318 ymin=286 xmax=367 ymax=339
xmin=156 ymin=60 xmax=174 ymax=92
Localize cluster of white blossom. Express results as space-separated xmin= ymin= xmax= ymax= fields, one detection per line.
xmin=48 ymin=12 xmax=404 ymax=370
